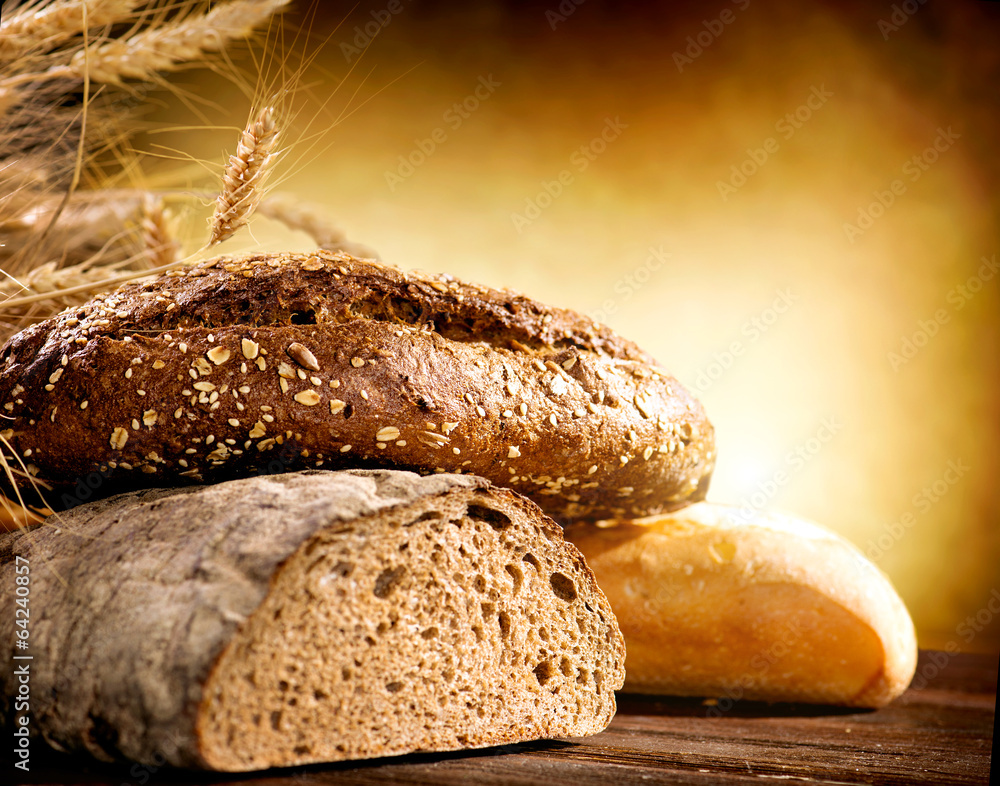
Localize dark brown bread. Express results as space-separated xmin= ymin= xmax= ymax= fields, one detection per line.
xmin=0 ymin=470 xmax=625 ymax=770
xmin=0 ymin=250 xmax=714 ymax=521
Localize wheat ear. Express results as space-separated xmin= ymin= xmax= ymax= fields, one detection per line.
xmin=0 ymin=256 xmax=190 ymax=312
xmin=257 ymin=194 xmax=348 ymax=248
xmin=2 ymin=255 xmax=135 ymax=303
xmin=1 ymin=0 xmax=289 ymax=87
xmin=257 ymin=195 xmax=381 ymax=259
xmin=0 ymin=0 xmax=140 ymax=62
xmin=140 ymin=193 xmax=179 ymax=268
xmin=73 ymin=0 xmax=289 ymax=84
xmin=209 ymin=105 xmax=280 ymax=246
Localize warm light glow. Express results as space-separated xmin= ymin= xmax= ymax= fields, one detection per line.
xmin=150 ymin=1 xmax=1000 ymax=652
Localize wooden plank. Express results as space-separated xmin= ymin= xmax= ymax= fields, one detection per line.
xmin=12 ymin=651 xmax=996 ymax=785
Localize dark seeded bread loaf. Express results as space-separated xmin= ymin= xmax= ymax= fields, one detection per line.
xmin=0 ymin=470 xmax=625 ymax=770
xmin=0 ymin=250 xmax=714 ymax=522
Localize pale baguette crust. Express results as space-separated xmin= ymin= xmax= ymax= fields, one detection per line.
xmin=566 ymin=503 xmax=917 ymax=707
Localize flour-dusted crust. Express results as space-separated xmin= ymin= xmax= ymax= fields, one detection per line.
xmin=0 ymin=470 xmax=625 ymax=770
xmin=0 ymin=250 xmax=714 ymax=521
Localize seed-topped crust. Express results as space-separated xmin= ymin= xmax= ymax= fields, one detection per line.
xmin=0 ymin=250 xmax=715 ymax=521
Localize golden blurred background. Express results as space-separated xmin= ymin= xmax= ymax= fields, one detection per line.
xmin=144 ymin=0 xmax=1000 ymax=652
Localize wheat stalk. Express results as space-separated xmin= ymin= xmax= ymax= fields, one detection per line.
xmin=0 ymin=431 xmax=52 ymax=532
xmin=1 ymin=190 xmax=144 ymax=276
xmin=0 ymin=0 xmax=141 ymax=62
xmin=0 ymin=499 xmax=47 ymax=532
xmin=16 ymin=256 xmax=140 ymax=296
xmin=0 ymin=1 xmax=291 ymax=526
xmin=0 ymin=85 xmax=17 ymax=116
xmin=1 ymin=254 xmax=139 ymax=313
xmin=0 ymin=191 xmax=163 ymax=317
xmin=209 ymin=104 xmax=280 ymax=246
xmin=0 ymin=254 xmax=190 ymax=312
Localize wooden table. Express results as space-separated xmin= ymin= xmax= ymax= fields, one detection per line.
xmin=14 ymin=651 xmax=997 ymax=785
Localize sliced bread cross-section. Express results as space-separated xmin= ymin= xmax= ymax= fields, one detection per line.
xmin=0 ymin=470 xmax=625 ymax=770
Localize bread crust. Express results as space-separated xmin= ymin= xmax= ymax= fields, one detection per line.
xmin=566 ymin=502 xmax=918 ymax=707
xmin=0 ymin=250 xmax=714 ymax=521
xmin=0 ymin=469 xmax=625 ymax=769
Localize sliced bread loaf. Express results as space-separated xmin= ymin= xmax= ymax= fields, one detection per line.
xmin=0 ymin=470 xmax=625 ymax=770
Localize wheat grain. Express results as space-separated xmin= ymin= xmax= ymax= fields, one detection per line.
xmin=140 ymin=193 xmax=179 ymax=268
xmin=0 ymin=254 xmax=191 ymax=314
xmin=55 ymin=0 xmax=290 ymax=85
xmin=0 ymin=1 xmax=290 ymax=526
xmin=0 ymin=0 xmax=140 ymax=62
xmin=0 ymin=191 xmax=144 ymax=280
xmin=3 ymin=256 xmax=129 ymax=300
xmin=209 ymin=105 xmax=280 ymax=246
xmin=0 ymin=432 xmax=52 ymax=532
xmin=257 ymin=194 xmax=347 ymax=248
xmin=257 ymin=194 xmax=380 ymax=259
xmin=0 ymin=192 xmax=151 ymax=321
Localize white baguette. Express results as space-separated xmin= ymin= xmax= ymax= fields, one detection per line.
xmin=566 ymin=502 xmax=917 ymax=707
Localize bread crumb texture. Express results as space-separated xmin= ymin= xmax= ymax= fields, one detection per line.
xmin=0 ymin=470 xmax=625 ymax=770
xmin=0 ymin=250 xmax=714 ymax=522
